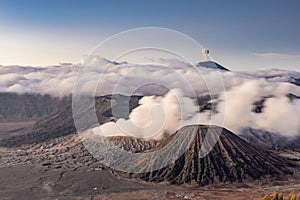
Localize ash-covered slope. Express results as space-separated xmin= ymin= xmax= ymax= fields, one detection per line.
xmin=122 ymin=125 xmax=293 ymax=185
xmin=108 ymin=136 xmax=159 ymax=153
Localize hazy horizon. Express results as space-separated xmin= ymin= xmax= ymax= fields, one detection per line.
xmin=0 ymin=0 xmax=300 ymax=71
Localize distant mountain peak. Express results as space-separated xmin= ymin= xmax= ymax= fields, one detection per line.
xmin=197 ymin=61 xmax=230 ymax=71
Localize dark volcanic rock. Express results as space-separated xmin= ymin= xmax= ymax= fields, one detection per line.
xmin=121 ymin=125 xmax=293 ymax=185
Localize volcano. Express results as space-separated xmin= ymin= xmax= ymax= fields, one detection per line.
xmin=197 ymin=61 xmax=230 ymax=71
xmin=117 ymin=125 xmax=293 ymax=185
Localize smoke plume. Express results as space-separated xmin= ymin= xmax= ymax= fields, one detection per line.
xmin=92 ymin=89 xmax=199 ymax=140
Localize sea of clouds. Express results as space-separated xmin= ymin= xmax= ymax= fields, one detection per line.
xmin=1 ymin=57 xmax=299 ymax=138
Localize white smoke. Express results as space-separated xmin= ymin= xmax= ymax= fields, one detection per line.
xmin=208 ymin=80 xmax=300 ymax=137
xmin=93 ymin=79 xmax=300 ymax=139
xmin=92 ymin=89 xmax=199 ymax=140
xmin=213 ymin=80 xmax=264 ymax=132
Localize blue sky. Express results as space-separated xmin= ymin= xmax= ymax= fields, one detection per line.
xmin=0 ymin=0 xmax=299 ymax=71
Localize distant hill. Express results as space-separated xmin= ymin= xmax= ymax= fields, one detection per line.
xmin=240 ymin=128 xmax=300 ymax=151
xmin=0 ymin=94 xmax=140 ymax=147
xmin=0 ymin=93 xmax=70 ymax=122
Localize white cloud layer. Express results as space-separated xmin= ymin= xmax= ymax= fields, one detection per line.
xmin=1 ymin=57 xmax=299 ymax=137
xmin=1 ymin=57 xmax=299 ymax=97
